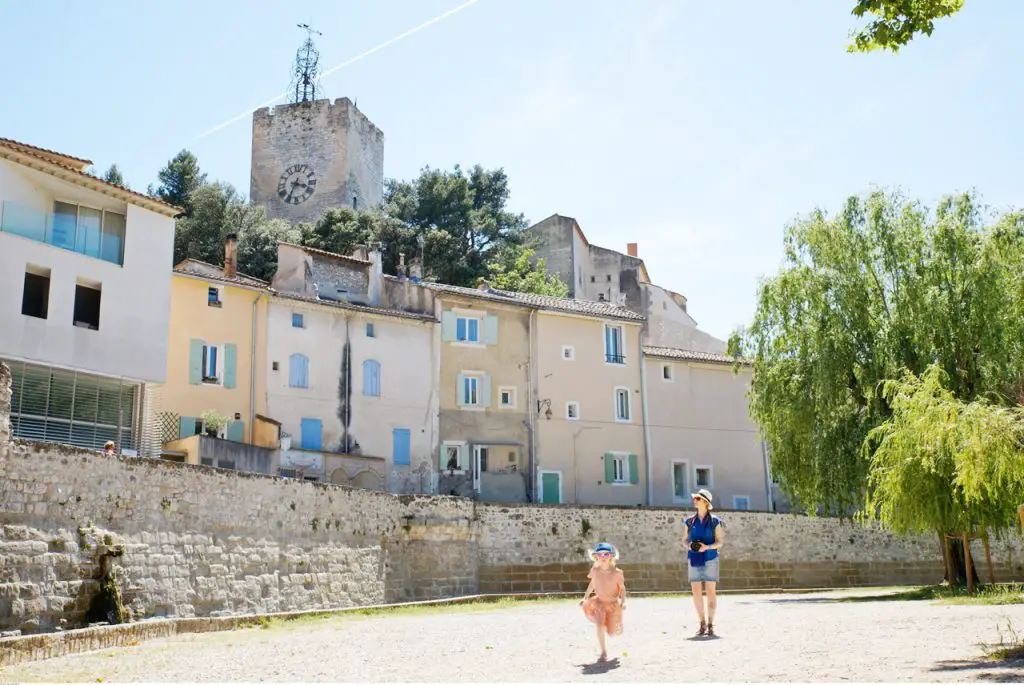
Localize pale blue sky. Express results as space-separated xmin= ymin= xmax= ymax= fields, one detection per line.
xmin=2 ymin=1 xmax=1021 ymax=340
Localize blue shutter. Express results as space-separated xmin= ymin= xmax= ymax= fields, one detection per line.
xmin=300 ymin=418 xmax=322 ymax=451
xmin=393 ymin=428 xmax=411 ymax=466
xmin=188 ymin=340 xmax=203 ymax=385
xmin=289 ymin=354 xmax=308 ymax=388
xmin=629 ymin=454 xmax=639 ymax=484
xmin=456 ymin=317 xmax=467 ymax=341
xmin=481 ymin=374 xmax=492 ymax=407
xmin=179 ymin=416 xmax=196 ymax=438
xmin=442 ymin=312 xmax=456 ymax=341
xmin=226 ymin=420 xmax=244 ymax=443
xmin=483 ymin=315 xmax=499 ymax=345
xmin=363 ymin=360 xmax=381 ymax=396
xmin=456 ymin=374 xmax=466 ymax=406
xmin=467 ymin=318 xmax=479 ymax=342
xmin=224 ymin=343 xmax=237 ymax=389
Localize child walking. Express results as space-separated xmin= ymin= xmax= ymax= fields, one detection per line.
xmin=579 ymin=542 xmax=626 ymax=662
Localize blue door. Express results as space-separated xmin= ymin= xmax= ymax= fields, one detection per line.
xmin=300 ymin=418 xmax=322 ymax=451
xmin=392 ymin=428 xmax=411 ymax=466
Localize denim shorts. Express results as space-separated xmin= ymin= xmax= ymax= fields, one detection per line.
xmin=688 ymin=558 xmax=720 ymax=583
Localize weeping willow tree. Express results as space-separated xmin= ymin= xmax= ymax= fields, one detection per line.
xmin=731 ymin=189 xmax=1024 ymax=530
xmin=863 ymin=365 xmax=1024 ymax=588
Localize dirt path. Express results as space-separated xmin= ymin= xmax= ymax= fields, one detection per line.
xmin=3 ymin=589 xmax=1024 ymax=682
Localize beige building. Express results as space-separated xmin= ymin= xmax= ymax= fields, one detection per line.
xmin=533 ymin=306 xmax=647 ymax=505
xmin=643 ymin=346 xmax=770 ymax=511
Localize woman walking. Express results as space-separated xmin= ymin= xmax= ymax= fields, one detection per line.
xmin=684 ymin=488 xmax=724 ymax=636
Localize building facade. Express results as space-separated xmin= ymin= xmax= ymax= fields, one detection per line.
xmin=643 ymin=346 xmax=771 ymax=511
xmin=250 ymin=98 xmax=385 ymax=224
xmin=0 ymin=137 xmax=179 ymax=455
xmin=532 ymin=307 xmax=647 ymax=506
xmin=268 ymin=243 xmax=438 ymax=493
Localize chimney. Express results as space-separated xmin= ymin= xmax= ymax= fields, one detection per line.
xmin=409 ymin=257 xmax=422 ymax=282
xmin=368 ymin=243 xmax=383 ymax=306
xmin=397 ymin=253 xmax=407 ymax=280
xmin=626 ymin=243 xmax=638 ymax=258
xmin=224 ymin=233 xmax=238 ymax=279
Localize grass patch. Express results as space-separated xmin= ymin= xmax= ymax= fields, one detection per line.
xmin=983 ymin=619 xmax=1024 ymax=662
xmin=840 ymin=583 xmax=1024 ymax=605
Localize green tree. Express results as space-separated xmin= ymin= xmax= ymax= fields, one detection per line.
xmin=486 ymin=244 xmax=569 ymax=297
xmin=101 ymin=164 xmax=127 ymax=189
xmin=730 ymin=189 xmax=1024 ymax=518
xmin=153 ymin=150 xmax=207 ymax=213
xmin=232 ymin=208 xmax=298 ymax=282
xmin=384 ymin=164 xmax=528 ymax=286
xmin=172 ymin=182 xmax=238 ymax=265
xmin=848 ymin=0 xmax=964 ymax=53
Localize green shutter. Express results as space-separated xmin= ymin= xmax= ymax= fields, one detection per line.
xmin=481 ymin=374 xmax=492 ymax=407
xmin=483 ymin=315 xmax=499 ymax=345
xmin=628 ymin=453 xmax=639 ymax=484
xmin=441 ymin=311 xmax=456 ymax=341
xmin=226 ymin=420 xmax=244 ymax=443
xmin=188 ymin=340 xmax=204 ymax=385
xmin=456 ymin=374 xmax=466 ymax=406
xmin=223 ymin=343 xmax=238 ymax=389
xmin=179 ymin=416 xmax=196 ymax=438
xmin=604 ymin=453 xmax=615 ymax=483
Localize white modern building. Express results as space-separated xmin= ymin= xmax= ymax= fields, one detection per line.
xmin=0 ymin=137 xmax=180 ymax=455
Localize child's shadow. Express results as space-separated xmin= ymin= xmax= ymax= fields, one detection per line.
xmin=580 ymin=657 xmax=621 ymax=675
xmin=686 ymin=634 xmax=722 ymax=642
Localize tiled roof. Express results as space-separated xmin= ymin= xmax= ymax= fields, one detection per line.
xmin=272 ymin=290 xmax=435 ymax=323
xmin=642 ymin=345 xmax=750 ymax=366
xmin=173 ymin=259 xmax=270 ymax=290
xmin=278 ymin=241 xmax=372 ymax=265
xmin=0 ymin=137 xmax=183 ymax=217
xmin=411 ymin=279 xmax=646 ymax=322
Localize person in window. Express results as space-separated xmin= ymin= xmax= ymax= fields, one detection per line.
xmin=684 ymin=488 xmax=724 ymax=636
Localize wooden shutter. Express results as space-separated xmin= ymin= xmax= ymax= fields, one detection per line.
xmin=483 ymin=315 xmax=499 ymax=345
xmin=224 ymin=343 xmax=237 ymax=389
xmin=179 ymin=416 xmax=196 ymax=438
xmin=226 ymin=420 xmax=244 ymax=443
xmin=188 ymin=340 xmax=204 ymax=385
xmin=604 ymin=453 xmax=615 ymax=483
xmin=628 ymin=454 xmax=639 ymax=484
xmin=441 ymin=311 xmax=456 ymax=341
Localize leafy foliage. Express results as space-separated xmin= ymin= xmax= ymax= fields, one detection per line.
xmin=732 ymin=189 xmax=1024 ymax=515
xmin=486 ymin=244 xmax=569 ymax=297
xmin=863 ymin=365 xmax=1024 ymax=536
xmin=101 ymin=164 xmax=127 ymax=189
xmin=153 ymin=150 xmax=207 ymax=213
xmin=848 ymin=0 xmax=964 ymax=53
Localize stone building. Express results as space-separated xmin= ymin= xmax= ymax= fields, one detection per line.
xmin=250 ymin=98 xmax=385 ymax=224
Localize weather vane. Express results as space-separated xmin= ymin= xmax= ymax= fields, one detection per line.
xmin=289 ymin=23 xmax=323 ymax=104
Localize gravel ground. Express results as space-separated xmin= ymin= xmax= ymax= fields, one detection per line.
xmin=3 ymin=589 xmax=1024 ymax=682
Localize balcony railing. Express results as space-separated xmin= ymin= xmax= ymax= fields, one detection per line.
xmin=605 ymin=353 xmax=626 ymax=364
xmin=0 ymin=200 xmax=125 ymax=266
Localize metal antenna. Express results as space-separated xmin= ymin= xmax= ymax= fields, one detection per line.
xmin=289 ymin=23 xmax=323 ymax=104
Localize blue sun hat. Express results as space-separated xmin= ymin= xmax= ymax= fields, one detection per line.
xmin=589 ymin=542 xmax=620 ymax=561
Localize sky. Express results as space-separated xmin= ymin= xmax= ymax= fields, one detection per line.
xmin=3 ymin=0 xmax=1022 ymax=341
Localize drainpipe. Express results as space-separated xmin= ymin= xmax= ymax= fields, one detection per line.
xmin=249 ymin=295 xmax=258 ymax=444
xmin=638 ymin=325 xmax=653 ymax=507
xmin=527 ymin=309 xmax=537 ymax=502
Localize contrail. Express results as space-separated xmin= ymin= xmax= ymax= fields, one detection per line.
xmin=191 ymin=0 xmax=484 ymax=142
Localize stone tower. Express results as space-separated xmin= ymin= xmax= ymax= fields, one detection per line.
xmin=250 ymin=98 xmax=385 ymax=225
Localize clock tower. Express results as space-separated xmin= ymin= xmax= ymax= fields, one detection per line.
xmin=249 ymin=28 xmax=384 ymax=225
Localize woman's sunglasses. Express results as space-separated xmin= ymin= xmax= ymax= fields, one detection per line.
xmin=595 ymin=551 xmax=612 ymax=558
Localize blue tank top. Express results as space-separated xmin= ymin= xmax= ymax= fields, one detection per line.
xmin=686 ymin=513 xmax=721 ymax=567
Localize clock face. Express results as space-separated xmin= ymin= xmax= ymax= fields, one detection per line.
xmin=277 ymin=164 xmax=317 ymax=205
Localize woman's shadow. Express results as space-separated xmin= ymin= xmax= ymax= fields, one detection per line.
xmin=580 ymin=657 xmax=621 ymax=675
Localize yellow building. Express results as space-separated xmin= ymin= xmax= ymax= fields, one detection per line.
xmin=162 ymin=237 xmax=271 ymax=460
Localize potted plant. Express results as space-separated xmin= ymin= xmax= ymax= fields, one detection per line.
xmin=200 ymin=410 xmax=229 ymax=438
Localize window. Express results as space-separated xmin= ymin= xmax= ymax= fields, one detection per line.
xmin=363 ymin=359 xmax=381 ymax=397
xmin=272 ymin=361 xmax=279 ymax=372
xmin=456 ymin=316 xmax=481 ymax=343
xmin=462 ymin=375 xmax=479 ymax=406
xmin=442 ymin=442 xmax=466 ymax=471
xmin=604 ymin=452 xmax=638 ymax=486
xmin=695 ymin=466 xmax=713 ymax=488
xmin=606 ymin=274 xmax=612 ymax=282
xmin=672 ymin=461 xmax=689 ymax=502
xmin=614 ymin=388 xmax=631 ymax=421
xmin=475 ymin=445 xmax=489 ymax=473
xmin=612 ymin=455 xmax=627 ymax=482
xmin=561 ymin=345 xmax=575 ymax=361
xmin=73 ymin=281 xmax=101 ymax=331
xmin=218 ymin=460 xmax=236 ymax=471
xmin=590 ymin=275 xmax=595 ymax=283
xmin=366 ymin=322 xmax=375 ymax=338
xmin=48 ymin=201 xmax=126 ymax=265
xmin=604 ymin=325 xmax=625 ymax=364
xmin=733 ymin=495 xmax=751 ymax=511
xmin=21 ymin=266 xmax=50 ymax=319
xmin=288 ymin=353 xmax=309 ymax=388
xmin=662 ymin=364 xmax=673 ymax=381
xmin=292 ymin=313 xmax=304 ymax=328
xmin=208 ymin=286 xmax=222 ymax=307
xmin=499 ymin=386 xmax=516 ymax=408
xmin=353 ymin=196 xmax=358 ymax=210
xmin=566 ymin=402 xmax=580 ymax=420
xmin=202 ymin=344 xmax=222 ymax=384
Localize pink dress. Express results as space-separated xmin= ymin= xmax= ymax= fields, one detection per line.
xmin=581 ymin=567 xmax=624 ymax=635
